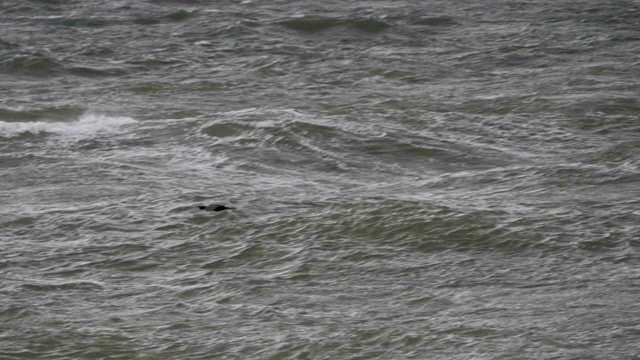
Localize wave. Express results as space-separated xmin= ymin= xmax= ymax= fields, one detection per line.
xmin=278 ymin=15 xmax=390 ymax=33
xmin=0 ymin=38 xmax=19 ymax=50
xmin=131 ymin=8 xmax=196 ymax=26
xmin=1 ymin=53 xmax=62 ymax=76
xmin=0 ymin=105 xmax=85 ymax=122
xmin=409 ymin=16 xmax=456 ymax=26
xmin=1 ymin=50 xmax=129 ymax=78
xmin=196 ymin=108 xmax=481 ymax=177
xmin=0 ymin=114 xmax=137 ymax=138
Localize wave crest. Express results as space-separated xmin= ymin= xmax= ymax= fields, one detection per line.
xmin=0 ymin=114 xmax=137 ymax=138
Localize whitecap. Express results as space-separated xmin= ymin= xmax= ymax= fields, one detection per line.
xmin=0 ymin=114 xmax=137 ymax=138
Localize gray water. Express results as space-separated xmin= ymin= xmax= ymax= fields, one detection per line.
xmin=1 ymin=1 xmax=639 ymax=359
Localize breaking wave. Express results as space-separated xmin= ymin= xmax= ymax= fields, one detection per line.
xmin=0 ymin=114 xmax=137 ymax=138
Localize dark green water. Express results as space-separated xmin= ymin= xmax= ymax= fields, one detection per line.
xmin=1 ymin=1 xmax=639 ymax=359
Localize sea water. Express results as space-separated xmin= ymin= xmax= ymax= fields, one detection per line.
xmin=1 ymin=1 xmax=639 ymax=359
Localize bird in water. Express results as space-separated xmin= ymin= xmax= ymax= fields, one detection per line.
xmin=197 ymin=204 xmax=234 ymax=212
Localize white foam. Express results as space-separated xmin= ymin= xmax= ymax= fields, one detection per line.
xmin=0 ymin=114 xmax=137 ymax=138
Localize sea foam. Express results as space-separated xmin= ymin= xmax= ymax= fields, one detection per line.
xmin=0 ymin=114 xmax=136 ymax=138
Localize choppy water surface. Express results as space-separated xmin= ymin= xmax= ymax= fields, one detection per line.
xmin=1 ymin=1 xmax=639 ymax=359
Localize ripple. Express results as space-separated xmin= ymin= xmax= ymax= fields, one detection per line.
xmin=22 ymin=281 xmax=105 ymax=292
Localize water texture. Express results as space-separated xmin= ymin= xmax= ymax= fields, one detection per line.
xmin=1 ymin=1 xmax=639 ymax=359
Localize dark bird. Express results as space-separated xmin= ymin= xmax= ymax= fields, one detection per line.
xmin=197 ymin=204 xmax=235 ymax=212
